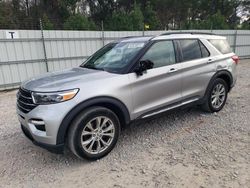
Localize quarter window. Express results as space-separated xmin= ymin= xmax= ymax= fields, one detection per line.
xmin=209 ymin=39 xmax=232 ymax=54
xmin=141 ymin=41 xmax=176 ymax=68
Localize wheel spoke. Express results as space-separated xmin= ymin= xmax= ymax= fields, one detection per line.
xmin=215 ymin=98 xmax=219 ymax=106
xmin=212 ymin=97 xmax=217 ymax=105
xmin=82 ymin=130 xmax=93 ymax=136
xmin=211 ymin=94 xmax=216 ymax=100
xmin=218 ymin=84 xmax=222 ymax=92
xmin=218 ymin=97 xmax=223 ymax=103
xmin=100 ymin=138 xmax=109 ymax=146
xmin=86 ymin=122 xmax=94 ymax=131
xmin=96 ymin=140 xmax=101 ymax=153
xmin=95 ymin=117 xmax=102 ymax=129
xmin=219 ymin=92 xmax=225 ymax=96
xmin=82 ymin=137 xmax=94 ymax=146
xmin=102 ymin=132 xmax=114 ymax=137
xmin=215 ymin=85 xmax=220 ymax=92
xmin=100 ymin=118 xmax=109 ymax=129
xmin=87 ymin=139 xmax=95 ymax=151
xmin=103 ymin=124 xmax=114 ymax=133
xmin=219 ymin=87 xmax=224 ymax=93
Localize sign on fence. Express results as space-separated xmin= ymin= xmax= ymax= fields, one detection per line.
xmin=5 ymin=30 xmax=19 ymax=39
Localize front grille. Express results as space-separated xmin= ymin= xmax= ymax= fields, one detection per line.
xmin=17 ymin=88 xmax=38 ymax=113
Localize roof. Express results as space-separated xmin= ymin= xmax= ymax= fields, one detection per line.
xmin=152 ymin=33 xmax=226 ymax=40
xmin=117 ymin=32 xmax=226 ymax=43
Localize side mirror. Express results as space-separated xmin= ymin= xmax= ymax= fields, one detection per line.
xmin=135 ymin=60 xmax=154 ymax=76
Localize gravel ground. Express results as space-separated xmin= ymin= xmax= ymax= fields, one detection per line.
xmin=0 ymin=60 xmax=249 ymax=188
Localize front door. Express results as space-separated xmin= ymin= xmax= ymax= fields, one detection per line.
xmin=128 ymin=40 xmax=182 ymax=119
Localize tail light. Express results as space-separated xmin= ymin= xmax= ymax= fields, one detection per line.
xmin=232 ymin=55 xmax=239 ymax=64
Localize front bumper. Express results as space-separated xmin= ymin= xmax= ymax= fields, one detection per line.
xmin=16 ymin=98 xmax=76 ymax=151
xmin=21 ymin=124 xmax=64 ymax=153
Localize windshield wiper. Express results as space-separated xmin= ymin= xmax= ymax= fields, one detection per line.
xmin=81 ymin=64 xmax=104 ymax=71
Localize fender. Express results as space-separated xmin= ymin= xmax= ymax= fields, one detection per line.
xmin=201 ymin=70 xmax=233 ymax=103
xmin=56 ymin=96 xmax=131 ymax=144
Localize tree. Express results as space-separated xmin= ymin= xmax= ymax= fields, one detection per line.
xmin=60 ymin=0 xmax=79 ymax=14
xmin=130 ymin=3 xmax=144 ymax=30
xmin=42 ymin=14 xmax=54 ymax=30
xmin=241 ymin=19 xmax=250 ymax=29
xmin=187 ymin=11 xmax=229 ymax=29
xmin=0 ymin=0 xmax=249 ymax=30
xmin=87 ymin=0 xmax=117 ymax=26
xmin=63 ymin=14 xmax=96 ymax=30
xmin=0 ymin=1 xmax=15 ymax=29
xmin=207 ymin=11 xmax=230 ymax=29
xmin=105 ymin=11 xmax=133 ymax=31
xmin=105 ymin=2 xmax=144 ymax=31
xmin=143 ymin=1 xmax=160 ymax=30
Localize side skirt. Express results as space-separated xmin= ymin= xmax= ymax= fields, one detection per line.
xmin=137 ymin=97 xmax=201 ymax=120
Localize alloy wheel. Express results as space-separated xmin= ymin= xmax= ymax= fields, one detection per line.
xmin=81 ymin=116 xmax=115 ymax=155
xmin=211 ymin=83 xmax=226 ymax=109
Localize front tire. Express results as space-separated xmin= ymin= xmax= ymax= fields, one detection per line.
xmin=202 ymin=78 xmax=228 ymax=112
xmin=67 ymin=106 xmax=120 ymax=160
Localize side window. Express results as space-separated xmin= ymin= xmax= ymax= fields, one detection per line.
xmin=141 ymin=41 xmax=176 ymax=68
xmin=199 ymin=41 xmax=210 ymax=57
xmin=179 ymin=39 xmax=202 ymax=61
xmin=209 ymin=39 xmax=232 ymax=54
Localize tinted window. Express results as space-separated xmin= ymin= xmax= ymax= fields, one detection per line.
xmin=199 ymin=41 xmax=210 ymax=57
xmin=179 ymin=40 xmax=202 ymax=61
xmin=141 ymin=41 xmax=176 ymax=68
xmin=209 ymin=39 xmax=232 ymax=54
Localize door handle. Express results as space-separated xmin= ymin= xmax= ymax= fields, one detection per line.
xmin=207 ymin=59 xmax=214 ymax=64
xmin=168 ymin=68 xmax=178 ymax=73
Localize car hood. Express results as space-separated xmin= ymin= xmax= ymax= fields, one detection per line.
xmin=22 ymin=67 xmax=118 ymax=92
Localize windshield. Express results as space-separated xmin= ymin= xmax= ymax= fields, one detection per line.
xmin=80 ymin=41 xmax=146 ymax=73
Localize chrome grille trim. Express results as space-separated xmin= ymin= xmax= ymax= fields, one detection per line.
xmin=17 ymin=102 xmax=31 ymax=112
xmin=19 ymin=95 xmax=32 ymax=100
xmin=17 ymin=88 xmax=38 ymax=113
xmin=18 ymin=99 xmax=36 ymax=106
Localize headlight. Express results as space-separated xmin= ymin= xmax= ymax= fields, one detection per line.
xmin=32 ymin=89 xmax=79 ymax=105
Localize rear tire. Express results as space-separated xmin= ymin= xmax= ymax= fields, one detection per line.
xmin=202 ymin=78 xmax=228 ymax=113
xmin=67 ymin=106 xmax=120 ymax=160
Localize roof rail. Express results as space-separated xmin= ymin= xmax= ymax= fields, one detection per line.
xmin=160 ymin=31 xmax=216 ymax=36
xmin=120 ymin=35 xmax=152 ymax=39
xmin=115 ymin=35 xmax=153 ymax=42
xmin=120 ymin=36 xmax=140 ymax=39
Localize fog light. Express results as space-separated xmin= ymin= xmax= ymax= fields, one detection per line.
xmin=30 ymin=119 xmax=45 ymax=125
xmin=29 ymin=119 xmax=46 ymax=131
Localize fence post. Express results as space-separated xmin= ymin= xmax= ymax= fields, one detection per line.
xmin=101 ymin=21 xmax=105 ymax=46
xmin=233 ymin=29 xmax=238 ymax=53
xmin=39 ymin=18 xmax=49 ymax=72
xmin=142 ymin=22 xmax=145 ymax=36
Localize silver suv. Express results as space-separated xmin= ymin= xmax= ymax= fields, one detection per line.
xmin=17 ymin=32 xmax=239 ymax=160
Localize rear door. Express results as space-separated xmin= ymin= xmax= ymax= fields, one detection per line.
xmin=177 ymin=39 xmax=216 ymax=102
xmin=128 ymin=40 xmax=182 ymax=118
